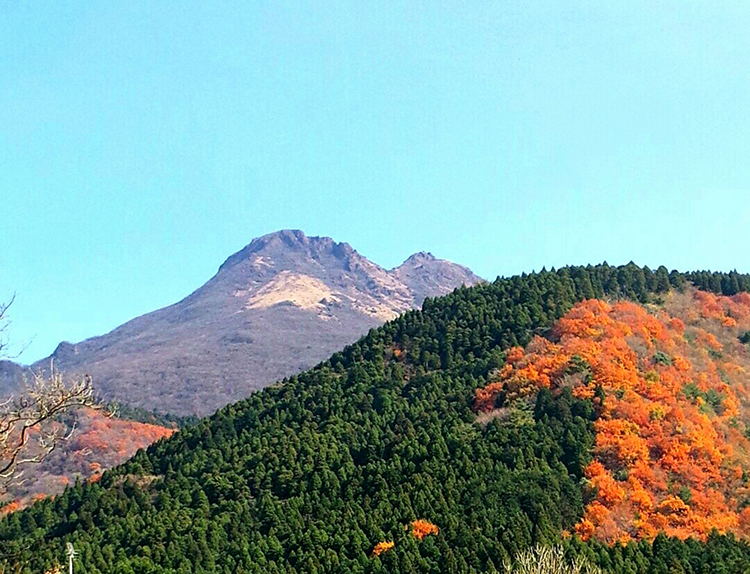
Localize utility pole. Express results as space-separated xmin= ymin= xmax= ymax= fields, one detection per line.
xmin=66 ymin=543 xmax=77 ymax=574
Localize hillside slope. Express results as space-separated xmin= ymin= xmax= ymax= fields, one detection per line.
xmin=475 ymin=290 xmax=750 ymax=544
xmin=1 ymin=409 xmax=175 ymax=513
xmin=2 ymin=230 xmax=481 ymax=416
xmin=2 ymin=264 xmax=750 ymax=573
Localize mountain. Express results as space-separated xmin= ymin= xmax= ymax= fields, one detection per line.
xmin=5 ymin=230 xmax=481 ymax=416
xmin=0 ymin=360 xmax=23 ymax=396
xmin=390 ymin=251 xmax=479 ymax=307
xmin=3 ymin=264 xmax=750 ymax=573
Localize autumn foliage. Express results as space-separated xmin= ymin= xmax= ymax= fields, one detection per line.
xmin=0 ymin=500 xmax=20 ymax=516
xmin=475 ymin=290 xmax=750 ymax=544
xmin=66 ymin=408 xmax=175 ymax=463
xmin=1 ymin=408 xmax=174 ymax=512
xmin=410 ymin=519 xmax=439 ymax=540
xmin=371 ymin=541 xmax=394 ymax=556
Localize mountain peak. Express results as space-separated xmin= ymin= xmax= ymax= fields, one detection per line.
xmin=391 ymin=251 xmax=483 ymax=306
xmin=402 ymin=251 xmax=437 ymax=264
xmin=218 ymin=230 xmax=358 ymax=273
xmin=253 ymin=229 xmax=310 ymax=247
xmin=7 ymin=230 xmax=481 ymax=416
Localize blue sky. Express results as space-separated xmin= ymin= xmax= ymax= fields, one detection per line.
xmin=3 ymin=2 xmax=750 ymax=363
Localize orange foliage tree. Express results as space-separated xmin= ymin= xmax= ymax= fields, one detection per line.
xmin=371 ymin=541 xmax=394 ymax=557
xmin=475 ymin=291 xmax=750 ymax=543
xmin=410 ymin=519 xmax=439 ymax=540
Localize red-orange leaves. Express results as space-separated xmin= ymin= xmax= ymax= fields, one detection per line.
xmin=1 ymin=408 xmax=176 ymax=512
xmin=595 ymin=419 xmax=650 ymax=470
xmin=371 ymin=541 xmax=394 ymax=557
xmin=371 ymin=520 xmax=439 ymax=557
xmin=474 ymin=290 xmax=750 ymax=543
xmin=0 ymin=500 xmax=21 ymax=515
xmin=410 ymin=519 xmax=439 ymax=540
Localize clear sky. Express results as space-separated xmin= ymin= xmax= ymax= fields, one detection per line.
xmin=3 ymin=2 xmax=750 ymax=363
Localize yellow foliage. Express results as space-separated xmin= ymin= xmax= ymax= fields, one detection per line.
xmin=371 ymin=540 xmax=394 ymax=557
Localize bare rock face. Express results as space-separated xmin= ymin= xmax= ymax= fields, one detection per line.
xmin=391 ymin=251 xmax=481 ymax=306
xmin=4 ymin=230 xmax=482 ymax=416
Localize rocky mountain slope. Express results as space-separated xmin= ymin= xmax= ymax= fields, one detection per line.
xmin=3 ymin=230 xmax=481 ymax=416
xmin=0 ymin=361 xmax=23 ymax=396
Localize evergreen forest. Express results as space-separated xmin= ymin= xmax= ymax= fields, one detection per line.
xmin=3 ymin=263 xmax=750 ymax=573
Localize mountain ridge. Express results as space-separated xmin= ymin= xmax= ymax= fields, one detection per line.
xmin=1 ymin=230 xmax=482 ymax=416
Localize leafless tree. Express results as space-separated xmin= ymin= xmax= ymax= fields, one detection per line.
xmin=0 ymin=298 xmax=102 ymax=495
xmin=0 ymin=368 xmax=100 ymax=493
xmin=0 ymin=294 xmax=15 ymax=359
xmin=503 ymin=545 xmax=602 ymax=574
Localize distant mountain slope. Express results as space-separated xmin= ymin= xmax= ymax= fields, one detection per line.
xmin=1 ymin=409 xmax=175 ymax=513
xmin=7 ymin=230 xmax=481 ymax=416
xmin=0 ymin=361 xmax=23 ymax=396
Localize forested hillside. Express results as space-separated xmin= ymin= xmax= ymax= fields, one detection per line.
xmin=2 ymin=264 xmax=750 ymax=573
xmin=475 ymin=290 xmax=750 ymax=544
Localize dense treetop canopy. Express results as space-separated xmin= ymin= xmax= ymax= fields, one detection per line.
xmin=2 ymin=263 xmax=750 ymax=573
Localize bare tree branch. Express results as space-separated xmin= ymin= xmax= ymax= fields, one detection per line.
xmin=0 ymin=295 xmax=32 ymax=361
xmin=0 ymin=297 xmax=106 ymax=496
xmin=0 ymin=366 xmax=103 ymax=494
xmin=0 ymin=294 xmax=16 ymax=359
